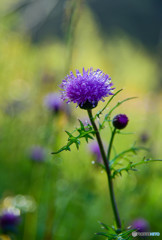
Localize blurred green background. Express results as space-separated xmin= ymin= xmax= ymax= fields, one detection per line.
xmin=0 ymin=0 xmax=162 ymax=239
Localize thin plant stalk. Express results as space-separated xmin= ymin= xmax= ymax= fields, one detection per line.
xmin=65 ymin=0 xmax=83 ymax=72
xmin=87 ymin=109 xmax=121 ymax=229
xmin=107 ymin=128 xmax=116 ymax=160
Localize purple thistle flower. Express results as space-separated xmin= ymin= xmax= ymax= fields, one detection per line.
xmin=131 ymin=218 xmax=150 ymax=232
xmin=29 ymin=146 xmax=46 ymax=162
xmin=139 ymin=132 xmax=149 ymax=144
xmin=88 ymin=141 xmax=105 ymax=164
xmin=112 ymin=114 xmax=129 ymax=129
xmin=44 ymin=93 xmax=63 ymax=114
xmin=60 ymin=68 xmax=115 ymax=109
xmin=0 ymin=210 xmax=21 ymax=233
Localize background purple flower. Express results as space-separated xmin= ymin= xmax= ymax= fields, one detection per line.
xmin=88 ymin=141 xmax=105 ymax=164
xmin=132 ymin=218 xmax=150 ymax=232
xmin=29 ymin=146 xmax=46 ymax=162
xmin=139 ymin=132 xmax=149 ymax=144
xmin=0 ymin=210 xmax=21 ymax=233
xmin=60 ymin=68 xmax=115 ymax=107
xmin=44 ymin=93 xmax=63 ymax=114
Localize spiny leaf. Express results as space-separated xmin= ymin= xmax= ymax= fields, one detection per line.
xmin=65 ymin=130 xmax=74 ymax=138
xmin=84 ymin=134 xmax=94 ymax=142
xmin=51 ymin=145 xmax=71 ymax=154
xmin=99 ymin=222 xmax=116 ymax=232
xmin=99 ymin=222 xmax=110 ymax=230
xmin=52 ymin=126 xmax=95 ymax=154
xmin=75 ymin=140 xmax=80 ymax=149
xmin=96 ymin=162 xmax=106 ymax=170
xmin=96 ymin=232 xmax=117 ymax=238
xmin=110 ymin=146 xmax=149 ymax=167
xmin=119 ymin=229 xmax=135 ymax=237
xmin=131 ymin=158 xmax=162 ymax=168
xmin=111 ymin=158 xmax=162 ymax=178
xmin=99 ymin=121 xmax=104 ymax=130
xmin=96 ymin=222 xmax=135 ymax=239
xmin=95 ymin=89 xmax=123 ymax=119
xmin=78 ymin=119 xmax=85 ymax=130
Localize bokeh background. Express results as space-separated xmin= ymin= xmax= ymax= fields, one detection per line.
xmin=0 ymin=0 xmax=162 ymax=239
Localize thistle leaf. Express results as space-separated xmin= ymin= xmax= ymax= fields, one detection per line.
xmin=111 ymin=158 xmax=162 ymax=179
xmin=51 ymin=145 xmax=71 ymax=154
xmin=95 ymin=89 xmax=123 ymax=119
xmin=78 ymin=119 xmax=85 ymax=130
xmin=65 ymin=130 xmax=73 ymax=138
xmin=96 ymin=222 xmax=135 ymax=240
xmin=75 ymin=140 xmax=80 ymax=149
xmin=110 ymin=146 xmax=149 ymax=167
xmin=96 ymin=162 xmax=106 ymax=170
xmin=95 ymin=232 xmax=109 ymax=237
xmin=52 ymin=124 xmax=95 ymax=154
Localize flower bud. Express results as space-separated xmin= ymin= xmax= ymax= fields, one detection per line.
xmin=112 ymin=114 xmax=128 ymax=129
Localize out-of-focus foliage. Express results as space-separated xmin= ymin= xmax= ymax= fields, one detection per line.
xmin=0 ymin=1 xmax=162 ymax=240
xmin=2 ymin=0 xmax=162 ymax=51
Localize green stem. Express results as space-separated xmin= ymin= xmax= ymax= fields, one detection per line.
xmin=107 ymin=128 xmax=116 ymax=160
xmin=87 ymin=109 xmax=121 ymax=229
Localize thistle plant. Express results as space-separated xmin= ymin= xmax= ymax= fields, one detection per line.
xmin=44 ymin=93 xmax=64 ymax=114
xmin=0 ymin=209 xmax=21 ymax=234
xmin=29 ymin=146 xmax=46 ymax=163
xmin=52 ymin=67 xmax=161 ymax=239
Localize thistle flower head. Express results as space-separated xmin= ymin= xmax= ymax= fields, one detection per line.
xmin=131 ymin=218 xmax=150 ymax=232
xmin=88 ymin=141 xmax=106 ymax=164
xmin=88 ymin=141 xmax=102 ymax=163
xmin=112 ymin=114 xmax=129 ymax=129
xmin=29 ymin=146 xmax=46 ymax=162
xmin=0 ymin=210 xmax=20 ymax=233
xmin=44 ymin=93 xmax=63 ymax=114
xmin=60 ymin=68 xmax=115 ymax=109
